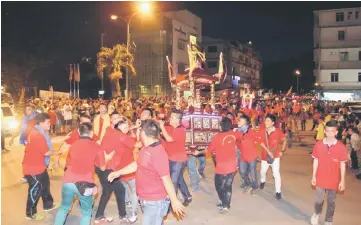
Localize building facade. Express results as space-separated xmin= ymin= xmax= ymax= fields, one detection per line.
xmin=129 ymin=10 xmax=202 ymax=98
xmin=202 ymin=36 xmax=262 ymax=90
xmin=314 ymin=7 xmax=361 ymax=100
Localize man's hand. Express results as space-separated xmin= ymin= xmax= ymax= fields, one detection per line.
xmin=267 ymin=151 xmax=274 ymax=158
xmin=108 ymin=171 xmax=120 ymax=182
xmin=338 ymin=181 xmax=345 ymax=192
xmin=171 ymin=199 xmax=186 ymax=218
xmin=311 ymin=176 xmax=316 ymax=186
xmin=104 ymin=150 xmax=115 ymax=162
xmin=158 ymin=120 xmax=165 ymax=129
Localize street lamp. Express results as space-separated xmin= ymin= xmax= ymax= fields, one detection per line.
xmin=294 ymin=69 xmax=301 ymax=93
xmin=110 ymin=1 xmax=152 ymax=99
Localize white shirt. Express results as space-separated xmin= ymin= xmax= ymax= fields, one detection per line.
xmin=63 ymin=104 xmax=73 ymax=120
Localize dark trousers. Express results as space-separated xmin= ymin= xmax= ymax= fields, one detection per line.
xmin=350 ymin=149 xmax=359 ymax=170
xmin=50 ymin=125 xmax=56 ymax=135
xmin=169 ymin=161 xmax=191 ymax=200
xmin=311 ymin=120 xmax=318 ymax=131
xmin=215 ymin=172 xmax=235 ymax=208
xmin=95 ymin=167 xmax=126 ymax=218
xmin=1 ymin=129 xmax=5 ymax=149
xmin=301 ymin=120 xmax=306 ymax=131
xmin=25 ymin=170 xmax=54 ymax=217
xmin=239 ymin=159 xmax=258 ymax=190
xmin=314 ymin=187 xmax=337 ymax=222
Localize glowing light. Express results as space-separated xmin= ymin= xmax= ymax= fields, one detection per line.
xmin=110 ymin=15 xmax=118 ymax=20
xmin=139 ymin=2 xmax=151 ymax=14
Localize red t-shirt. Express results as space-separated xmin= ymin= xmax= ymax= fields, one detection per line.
xmin=207 ymin=131 xmax=243 ymax=174
xmin=64 ymin=129 xmax=99 ymax=167
xmin=114 ymin=133 xmax=136 ymax=181
xmin=136 ymin=142 xmax=170 ymax=201
xmin=236 ymin=129 xmax=260 ymax=162
xmin=163 ymin=125 xmax=187 ymax=162
xmin=259 ymin=127 xmax=285 ymax=160
xmin=312 ymin=140 xmax=348 ymax=190
xmin=22 ymin=130 xmax=48 ymax=175
xmin=63 ymin=138 xmax=105 ymax=183
xmin=100 ymin=127 xmax=134 ymax=171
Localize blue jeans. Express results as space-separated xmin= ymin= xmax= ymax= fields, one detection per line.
xmin=169 ymin=161 xmax=191 ymax=200
xmin=121 ymin=178 xmax=138 ymax=213
xmin=187 ymin=156 xmax=200 ymax=190
xmin=141 ymin=199 xmax=170 ymax=225
xmin=236 ymin=150 xmax=250 ymax=186
xmin=239 ymin=159 xmax=258 ymax=190
xmin=197 ymin=155 xmax=206 ymax=174
xmin=54 ymin=183 xmax=94 ymax=225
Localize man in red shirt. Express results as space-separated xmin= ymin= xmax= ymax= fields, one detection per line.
xmin=95 ymin=112 xmax=141 ymax=224
xmin=236 ymin=115 xmax=260 ymax=196
xmin=195 ymin=117 xmax=242 ymax=213
xmin=108 ymin=119 xmax=184 ymax=225
xmin=22 ymin=113 xmax=61 ymax=220
xmin=259 ymin=114 xmax=287 ymax=200
xmin=93 ymin=103 xmax=110 ymax=141
xmin=52 ymin=114 xmax=98 ymax=170
xmin=54 ymin=122 xmax=113 ymax=225
xmin=310 ymin=120 xmax=347 ymax=225
xmin=160 ymin=110 xmax=192 ymax=207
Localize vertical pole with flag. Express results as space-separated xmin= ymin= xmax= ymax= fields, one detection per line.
xmin=73 ymin=64 xmax=77 ymax=98
xmin=69 ymin=64 xmax=73 ymax=98
xmin=76 ymin=63 xmax=80 ymax=98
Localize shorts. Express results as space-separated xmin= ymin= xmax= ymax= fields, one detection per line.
xmin=65 ymin=120 xmax=72 ymax=126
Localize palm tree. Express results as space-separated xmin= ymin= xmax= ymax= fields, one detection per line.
xmin=97 ymin=44 xmax=136 ymax=97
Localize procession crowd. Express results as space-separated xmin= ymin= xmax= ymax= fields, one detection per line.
xmin=6 ymin=94 xmax=361 ymax=225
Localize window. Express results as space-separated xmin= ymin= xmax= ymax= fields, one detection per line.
xmin=336 ymin=12 xmax=344 ymax=22
xmin=356 ymin=11 xmax=360 ymax=19
xmin=359 ymin=73 xmax=361 ymax=82
xmin=178 ymin=63 xmax=185 ymax=73
xmin=340 ymin=52 xmax=349 ymax=61
xmin=207 ymin=46 xmax=218 ymax=53
xmin=331 ymin=73 xmax=339 ymax=82
xmin=338 ymin=31 xmax=345 ymax=41
xmin=347 ymin=11 xmax=352 ymax=20
xmin=207 ymin=61 xmax=217 ymax=68
xmin=178 ymin=40 xmax=185 ymax=50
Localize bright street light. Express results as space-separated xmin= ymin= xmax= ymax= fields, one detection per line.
xmin=139 ymin=1 xmax=151 ymax=14
xmin=110 ymin=15 xmax=118 ymax=20
xmin=293 ymin=69 xmax=301 ymax=93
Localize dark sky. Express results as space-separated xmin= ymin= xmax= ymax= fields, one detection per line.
xmin=2 ymin=1 xmax=361 ymax=93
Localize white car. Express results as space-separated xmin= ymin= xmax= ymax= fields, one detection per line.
xmin=1 ymin=103 xmax=19 ymax=135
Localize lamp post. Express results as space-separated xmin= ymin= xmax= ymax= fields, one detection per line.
xmin=100 ymin=32 xmax=106 ymax=92
xmin=294 ymin=69 xmax=301 ymax=93
xmin=110 ymin=1 xmax=151 ymax=99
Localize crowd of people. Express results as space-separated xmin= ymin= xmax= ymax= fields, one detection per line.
xmin=6 ymin=93 xmax=361 ymax=225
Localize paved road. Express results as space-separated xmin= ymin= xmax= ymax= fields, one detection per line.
xmin=2 ymin=132 xmax=361 ymax=225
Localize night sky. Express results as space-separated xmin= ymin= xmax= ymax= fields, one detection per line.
xmin=2 ymin=1 xmax=361 ymax=94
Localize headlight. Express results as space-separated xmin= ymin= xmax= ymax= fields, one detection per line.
xmin=7 ymin=120 xmax=19 ymax=129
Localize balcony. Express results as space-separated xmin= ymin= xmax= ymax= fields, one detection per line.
xmin=318 ymin=20 xmax=361 ymax=28
xmin=319 ymin=81 xmax=361 ymax=90
xmin=315 ymin=39 xmax=361 ymax=49
xmin=320 ymin=60 xmax=361 ymax=69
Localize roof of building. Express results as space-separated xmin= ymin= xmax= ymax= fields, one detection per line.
xmin=313 ymin=7 xmax=361 ymax=13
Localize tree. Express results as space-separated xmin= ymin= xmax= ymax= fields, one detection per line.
xmin=97 ymin=44 xmax=136 ymax=97
xmin=1 ymin=49 xmax=51 ymax=103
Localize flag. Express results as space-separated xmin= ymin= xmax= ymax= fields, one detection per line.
xmin=166 ymin=56 xmax=175 ymax=83
xmin=286 ymin=86 xmax=293 ymax=96
xmin=69 ymin=64 xmax=73 ymax=81
xmin=74 ymin=63 xmax=80 ymax=82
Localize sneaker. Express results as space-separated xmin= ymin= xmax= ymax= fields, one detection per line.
xmin=219 ymin=207 xmax=229 ymax=214
xmin=25 ymin=213 xmax=45 ymax=220
xmin=43 ymin=203 xmax=59 ymax=212
xmin=275 ymin=192 xmax=282 ymax=200
xmin=260 ymin=182 xmax=265 ymax=190
xmin=216 ymin=203 xmax=223 ymax=209
xmin=199 ymin=173 xmax=206 ymax=179
xmin=251 ymin=189 xmax=258 ymax=196
xmin=119 ymin=216 xmax=130 ymax=223
xmin=243 ymin=186 xmax=252 ymax=194
xmin=310 ymin=213 xmax=319 ymax=225
xmin=182 ymin=197 xmax=192 ymax=207
xmin=94 ymin=217 xmax=114 ymax=224
xmin=240 ymin=182 xmax=247 ymax=188
xmin=128 ymin=211 xmax=138 ymax=223
xmin=324 ymin=222 xmax=332 ymax=225
xmin=21 ymin=177 xmax=27 ymax=183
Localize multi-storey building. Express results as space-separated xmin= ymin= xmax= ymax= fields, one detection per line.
xmin=129 ymin=10 xmax=202 ymax=97
xmin=314 ymin=7 xmax=361 ymax=100
xmin=202 ymin=36 xmax=262 ymax=90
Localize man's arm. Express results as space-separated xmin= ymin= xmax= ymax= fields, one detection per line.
xmin=311 ymin=158 xmax=318 ymax=186
xmin=161 ymin=175 xmax=185 ymax=217
xmin=108 ymin=162 xmax=137 ymax=182
xmin=159 ymin=123 xmax=174 ymax=142
xmin=339 ymin=161 xmax=346 ymax=191
xmin=260 ymin=142 xmax=274 ymax=158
